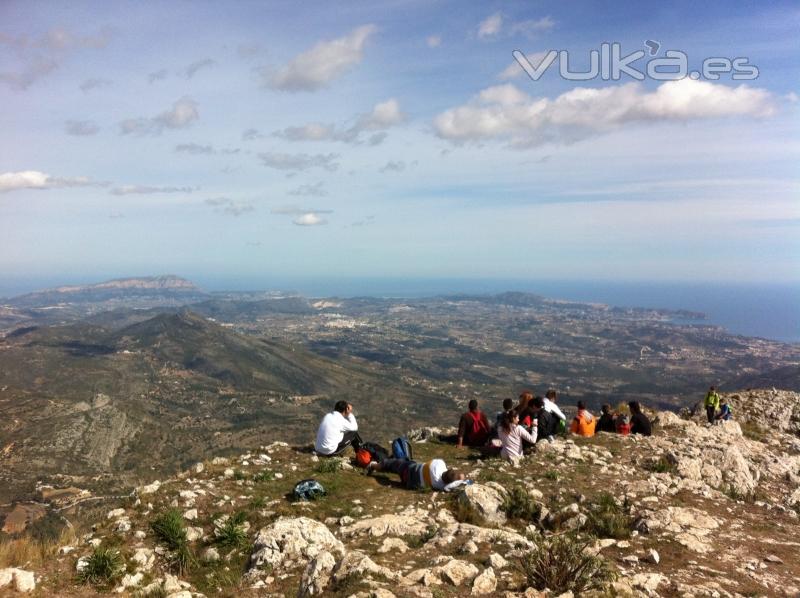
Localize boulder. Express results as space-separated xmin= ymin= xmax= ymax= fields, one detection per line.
xmin=298 ymin=550 xmax=336 ymax=597
xmin=377 ymin=537 xmax=409 ymax=553
xmin=249 ymin=517 xmax=345 ymax=572
xmin=471 ymin=567 xmax=497 ymax=595
xmin=332 ymin=550 xmax=401 ymax=583
xmin=202 ymin=547 xmax=220 ymax=563
xmin=457 ymin=484 xmax=506 ymax=525
xmin=0 ymin=568 xmax=35 ymax=593
xmin=341 ymin=507 xmax=432 ymax=538
xmin=721 ymin=445 xmax=757 ymax=496
xmin=437 ymin=559 xmax=479 ymax=586
xmin=132 ymin=547 xmax=155 ymax=571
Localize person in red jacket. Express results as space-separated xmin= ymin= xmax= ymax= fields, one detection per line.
xmin=457 ymin=399 xmax=491 ymax=448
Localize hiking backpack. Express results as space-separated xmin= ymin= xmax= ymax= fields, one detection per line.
xmin=361 ymin=441 xmax=389 ymax=463
xmin=391 ymin=436 xmax=413 ymax=461
xmin=293 ymin=479 xmax=326 ymax=501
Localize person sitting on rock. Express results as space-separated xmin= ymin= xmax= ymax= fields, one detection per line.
xmin=704 ymin=386 xmax=721 ymax=424
xmin=716 ymin=397 xmax=733 ymax=422
xmin=628 ymin=401 xmax=652 ymax=436
xmin=457 ymin=399 xmax=491 ymax=448
xmin=596 ymin=403 xmax=617 ymax=433
xmin=527 ymin=396 xmax=556 ymax=442
xmin=498 ymin=409 xmax=537 ymax=463
xmin=569 ymin=401 xmax=597 ymax=437
xmin=544 ymin=389 xmax=567 ymax=433
xmin=367 ymin=457 xmax=466 ymax=491
xmin=314 ymin=400 xmax=363 ymax=456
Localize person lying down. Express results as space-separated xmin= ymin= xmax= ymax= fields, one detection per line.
xmin=367 ymin=457 xmax=470 ymax=492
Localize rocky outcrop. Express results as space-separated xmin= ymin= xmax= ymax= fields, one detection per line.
xmin=249 ymin=517 xmax=345 ymax=574
xmin=457 ymin=483 xmax=507 ymax=525
xmin=0 ymin=568 xmax=35 ymax=593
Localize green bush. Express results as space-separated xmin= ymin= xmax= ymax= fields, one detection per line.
xmin=314 ymin=458 xmax=343 ymax=474
xmin=78 ymin=546 xmax=124 ymax=586
xmin=151 ymin=508 xmax=196 ymax=572
xmin=645 ymin=456 xmax=676 ymax=474
xmin=583 ymin=493 xmax=632 ymax=539
xmin=501 ymin=487 xmax=542 ymax=523
xmin=520 ymin=533 xmax=616 ymax=594
xmin=215 ymin=512 xmax=249 ymax=549
xmin=253 ymin=471 xmax=275 ymax=482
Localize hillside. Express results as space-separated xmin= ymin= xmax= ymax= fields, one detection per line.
xmin=0 ymin=312 xmax=453 ymax=503
xmin=1 ymin=390 xmax=799 ymax=597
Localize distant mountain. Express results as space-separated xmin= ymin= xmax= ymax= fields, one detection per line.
xmin=4 ymin=275 xmax=208 ymax=308
xmin=726 ymin=364 xmax=800 ymax=392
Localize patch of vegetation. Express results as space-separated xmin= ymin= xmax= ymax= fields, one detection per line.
xmin=542 ymin=470 xmax=559 ymax=481
xmin=583 ymin=493 xmax=632 ymax=539
xmin=406 ymin=524 xmax=438 ymax=548
xmin=233 ymin=470 xmax=247 ymax=480
xmin=215 ymin=512 xmax=249 ymax=549
xmin=315 ymin=458 xmax=343 ymax=474
xmin=77 ymin=546 xmax=124 ymax=587
xmin=520 ymin=533 xmax=616 ymax=594
xmin=721 ymin=484 xmax=757 ymax=503
xmin=740 ymin=421 xmax=768 ymax=443
xmin=645 ymin=456 xmax=677 ymax=474
xmin=501 ymin=486 xmax=542 ymax=523
xmin=450 ymin=497 xmax=484 ymax=526
xmin=151 ymin=508 xmax=196 ymax=573
xmin=249 ymin=495 xmax=267 ymax=509
xmin=253 ymin=470 xmax=275 ymax=482
xmin=133 ymin=583 xmax=168 ymax=598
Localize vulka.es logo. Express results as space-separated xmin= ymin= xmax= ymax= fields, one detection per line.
xmin=513 ymin=42 xmax=759 ymax=82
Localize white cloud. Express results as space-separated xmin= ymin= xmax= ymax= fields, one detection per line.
xmin=273 ymin=98 xmax=404 ymax=145
xmin=259 ymin=152 xmax=340 ymax=171
xmin=434 ymin=79 xmax=777 ymax=147
xmin=65 ymin=120 xmax=99 ymax=136
xmin=119 ymin=97 xmax=199 ymax=135
xmin=289 ymin=182 xmax=327 ymax=196
xmin=0 ymin=170 xmax=101 ymax=193
xmin=0 ymin=56 xmax=58 ymax=90
xmin=293 ymin=212 xmax=327 ymax=226
xmin=110 ymin=185 xmax=194 ymax=195
xmin=509 ymin=17 xmax=555 ymax=37
xmin=267 ymin=24 xmax=376 ymax=91
xmin=426 ymin=35 xmax=442 ymax=48
xmin=79 ymin=77 xmax=111 ymax=92
xmin=498 ymin=51 xmax=547 ymax=80
xmin=183 ymin=58 xmax=216 ymax=79
xmin=205 ymin=197 xmax=254 ymax=216
xmin=478 ymin=13 xmax=503 ymax=39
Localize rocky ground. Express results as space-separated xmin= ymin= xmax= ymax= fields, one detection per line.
xmin=1 ymin=389 xmax=799 ymax=597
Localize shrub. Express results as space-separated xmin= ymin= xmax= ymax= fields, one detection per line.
xmin=151 ymin=508 xmax=195 ymax=573
xmin=645 ymin=456 xmax=676 ymax=474
xmin=450 ymin=498 xmax=483 ymax=525
xmin=215 ymin=512 xmax=249 ymax=549
xmin=583 ymin=493 xmax=632 ymax=539
xmin=314 ymin=458 xmax=343 ymax=474
xmin=253 ymin=471 xmax=275 ymax=483
xmin=406 ymin=525 xmax=438 ymax=548
xmin=501 ymin=487 xmax=542 ymax=523
xmin=542 ymin=470 xmax=559 ymax=481
xmin=78 ymin=546 xmax=124 ymax=586
xmin=520 ymin=533 xmax=616 ymax=594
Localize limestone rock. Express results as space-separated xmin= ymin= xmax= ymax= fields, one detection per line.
xmin=249 ymin=517 xmax=345 ymax=572
xmin=298 ymin=550 xmax=336 ymax=597
xmin=377 ymin=537 xmax=409 ymax=554
xmin=457 ymin=484 xmax=507 ymax=525
xmin=202 ymin=547 xmax=220 ymax=562
xmin=0 ymin=569 xmax=35 ymax=593
xmin=437 ymin=559 xmax=479 ymax=586
xmin=341 ymin=507 xmax=432 ymax=538
xmin=471 ymin=567 xmax=496 ymax=595
xmin=488 ymin=553 xmax=509 ymax=569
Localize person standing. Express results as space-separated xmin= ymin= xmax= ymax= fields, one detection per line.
xmin=704 ymin=386 xmax=721 ymax=424
xmin=314 ymin=400 xmax=362 ymax=456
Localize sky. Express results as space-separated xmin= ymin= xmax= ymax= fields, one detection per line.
xmin=1 ymin=0 xmax=798 ymax=293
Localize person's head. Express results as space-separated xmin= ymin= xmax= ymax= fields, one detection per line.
xmin=502 ymin=398 xmax=514 ymax=410
xmin=577 ymin=400 xmax=586 ymax=411
xmin=628 ymin=400 xmax=641 ymax=414
xmin=518 ymin=391 xmax=533 ymax=407
xmin=720 ymin=397 xmax=727 ymax=405
xmin=500 ymin=410 xmax=518 ymax=432
xmin=601 ymin=403 xmax=612 ymax=414
xmin=333 ymin=400 xmax=350 ymax=414
xmin=468 ymin=399 xmax=479 ymax=412
xmin=709 ymin=385 xmax=715 ymax=391
xmin=546 ymin=389 xmax=558 ymax=401
xmin=532 ymin=396 xmax=545 ymax=410
xmin=442 ymin=469 xmax=466 ymax=485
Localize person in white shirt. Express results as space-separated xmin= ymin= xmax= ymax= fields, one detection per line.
xmin=314 ymin=401 xmax=362 ymax=456
xmin=367 ymin=457 xmax=465 ymax=491
xmin=543 ymin=389 xmax=566 ymax=421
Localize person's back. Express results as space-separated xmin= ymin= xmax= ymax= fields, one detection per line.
xmin=498 ymin=410 xmax=536 ymax=461
xmin=704 ymin=386 xmax=720 ymax=424
xmin=315 ymin=401 xmax=361 ymax=455
xmin=536 ymin=407 xmax=555 ymax=441
xmin=596 ymin=404 xmax=616 ymax=433
xmin=628 ymin=401 xmax=652 ymax=436
xmin=458 ymin=400 xmax=491 ymax=447
xmin=570 ymin=402 xmax=596 ymax=437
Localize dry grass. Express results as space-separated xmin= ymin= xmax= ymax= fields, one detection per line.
xmin=0 ymin=526 xmax=76 ymax=568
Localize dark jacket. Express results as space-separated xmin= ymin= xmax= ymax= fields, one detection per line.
xmin=630 ymin=412 xmax=652 ymax=436
xmin=535 ymin=409 xmax=556 ymax=441
xmin=597 ymin=412 xmax=616 ymax=433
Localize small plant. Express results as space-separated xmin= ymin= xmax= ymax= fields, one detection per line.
xmin=501 ymin=486 xmax=542 ymax=523
xmin=133 ymin=582 xmax=168 ymax=598
xmin=450 ymin=497 xmax=484 ymax=525
xmin=314 ymin=458 xmax=343 ymax=474
xmin=646 ymin=456 xmax=677 ymax=474
xmin=542 ymin=470 xmax=559 ymax=481
xmin=406 ymin=525 xmax=438 ymax=548
xmin=520 ymin=533 xmax=616 ymax=594
xmin=253 ymin=471 xmax=275 ymax=482
xmin=583 ymin=493 xmax=632 ymax=539
xmin=721 ymin=484 xmax=756 ymax=503
xmin=151 ymin=508 xmax=195 ymax=572
xmin=215 ymin=512 xmax=249 ymax=549
xmin=249 ymin=495 xmax=267 ymax=509
xmin=78 ymin=546 xmax=124 ymax=586
xmin=233 ymin=470 xmax=247 ymax=481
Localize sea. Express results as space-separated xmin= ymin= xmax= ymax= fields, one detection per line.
xmin=2 ymin=276 xmax=798 ymax=345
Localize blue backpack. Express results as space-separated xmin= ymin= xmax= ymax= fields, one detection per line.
xmin=293 ymin=479 xmax=326 ymax=501
xmin=391 ymin=437 xmax=413 ymax=461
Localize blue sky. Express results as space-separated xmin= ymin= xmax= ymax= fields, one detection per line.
xmin=0 ymin=0 xmax=798 ymax=292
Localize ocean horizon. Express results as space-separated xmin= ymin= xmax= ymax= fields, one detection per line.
xmin=2 ymin=276 xmax=798 ymax=345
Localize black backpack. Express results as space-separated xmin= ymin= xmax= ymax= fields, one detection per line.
xmin=361 ymin=442 xmax=389 ymax=463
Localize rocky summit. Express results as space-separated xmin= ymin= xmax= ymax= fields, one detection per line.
xmin=1 ymin=389 xmax=799 ymax=597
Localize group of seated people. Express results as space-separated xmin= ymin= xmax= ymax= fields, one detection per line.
xmin=313 ymin=391 xmax=655 ymax=488
xmin=457 ymin=390 xmax=653 ymax=463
